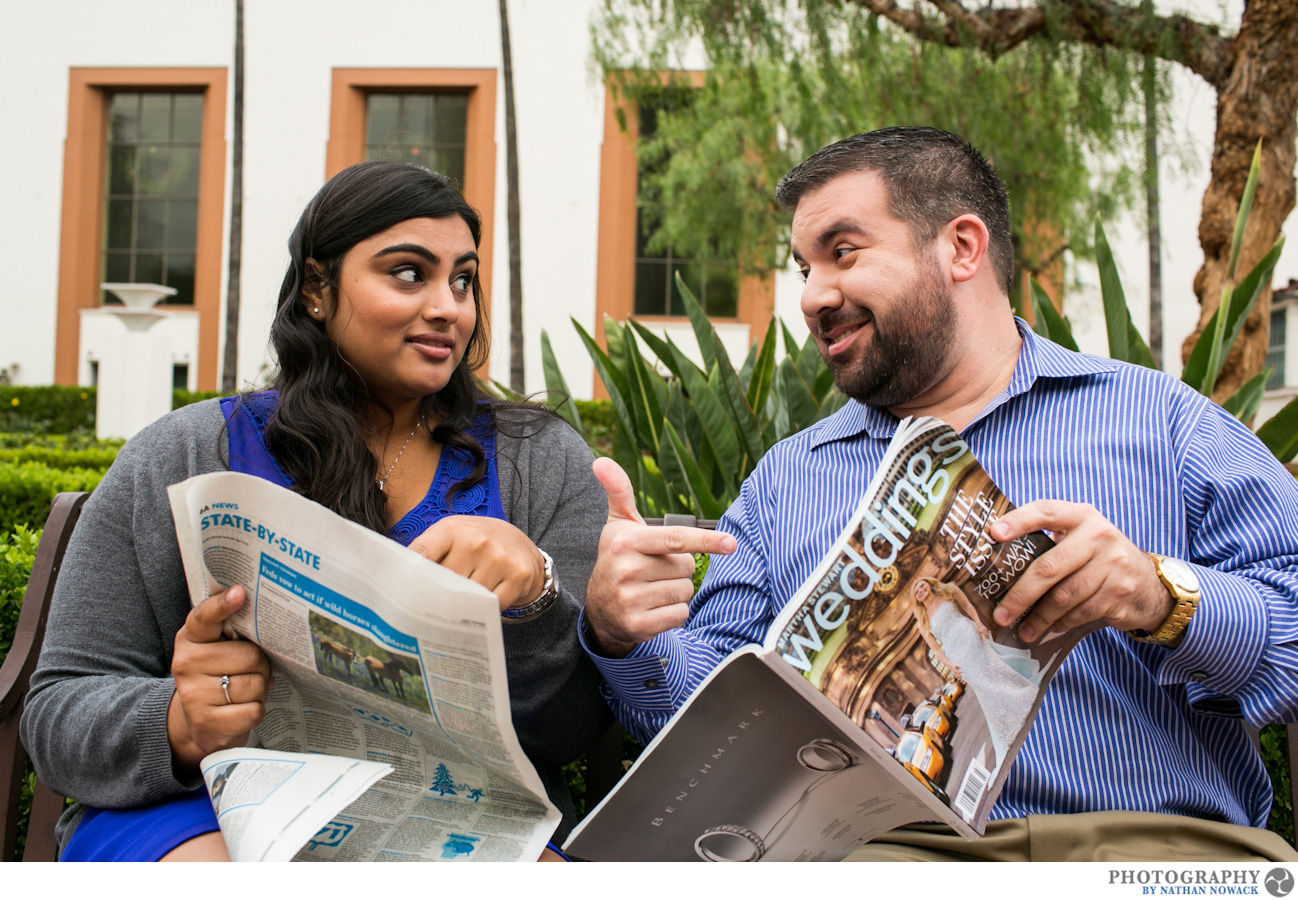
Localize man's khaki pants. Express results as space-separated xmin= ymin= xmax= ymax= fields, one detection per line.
xmin=844 ymin=812 xmax=1298 ymax=861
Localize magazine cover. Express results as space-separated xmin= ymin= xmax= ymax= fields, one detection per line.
xmin=768 ymin=417 xmax=1077 ymax=822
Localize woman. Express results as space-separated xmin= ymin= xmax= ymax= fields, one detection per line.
xmin=909 ymin=577 xmax=1051 ymax=769
xmin=20 ymin=162 xmax=611 ymax=860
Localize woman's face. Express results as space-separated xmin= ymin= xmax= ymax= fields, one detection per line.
xmin=314 ymin=216 xmax=478 ymax=410
xmin=912 ymin=580 xmax=931 ymax=604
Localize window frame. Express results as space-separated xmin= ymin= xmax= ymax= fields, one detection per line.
xmin=326 ymin=69 xmax=497 ymax=336
xmin=55 ymin=68 xmax=227 ymax=388
xmin=595 ymin=74 xmax=773 ymax=353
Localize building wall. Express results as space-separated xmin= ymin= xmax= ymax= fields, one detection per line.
xmin=4 ymin=0 xmax=1295 ymax=408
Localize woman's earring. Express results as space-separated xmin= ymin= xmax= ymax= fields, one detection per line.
xmin=312 ymin=308 xmax=320 ymax=315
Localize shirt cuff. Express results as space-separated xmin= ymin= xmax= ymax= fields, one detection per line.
xmin=1156 ymin=564 xmax=1268 ymax=699
xmin=577 ymin=609 xmax=691 ymax=712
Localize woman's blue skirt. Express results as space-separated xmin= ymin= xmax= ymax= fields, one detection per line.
xmin=60 ymin=788 xmax=220 ymax=861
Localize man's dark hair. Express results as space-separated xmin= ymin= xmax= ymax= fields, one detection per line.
xmin=776 ymin=126 xmax=1014 ymax=294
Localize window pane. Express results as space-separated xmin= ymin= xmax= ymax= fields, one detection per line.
xmin=703 ymin=264 xmax=738 ymax=318
xmin=139 ymin=94 xmax=171 ymax=142
xmin=634 ymin=262 xmax=669 ymax=316
xmin=134 ymin=252 xmax=163 ymax=284
xmin=103 ymin=252 xmax=131 ymax=283
xmin=105 ymin=200 xmax=135 ymax=249
xmin=108 ymin=146 xmax=137 ymax=196
xmin=402 ymin=95 xmax=434 ymax=143
xmin=366 ymin=94 xmax=400 ymax=144
xmin=431 ymin=148 xmax=465 ymax=183
xmin=167 ymin=200 xmax=198 ymax=250
xmin=163 ymin=254 xmax=195 ymax=305
xmin=135 ymin=199 xmax=166 ymax=249
xmin=138 ymin=145 xmax=170 ymax=195
xmin=434 ymin=94 xmax=468 ymax=144
xmin=172 ymin=94 xmax=203 ymax=142
xmin=169 ymin=147 xmax=201 ymax=196
xmin=109 ymin=93 xmax=139 ymax=143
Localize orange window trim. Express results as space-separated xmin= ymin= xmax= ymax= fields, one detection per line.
xmin=326 ymin=68 xmax=497 ymax=372
xmin=55 ymin=67 xmax=228 ymax=389
xmin=594 ymin=74 xmax=774 ymax=388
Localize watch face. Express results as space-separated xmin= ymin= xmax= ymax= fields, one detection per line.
xmin=1159 ymin=556 xmax=1199 ymax=594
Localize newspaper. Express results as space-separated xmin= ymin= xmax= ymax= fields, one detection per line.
xmin=565 ymin=416 xmax=1097 ymax=862
xmin=168 ymin=471 xmax=559 ymax=862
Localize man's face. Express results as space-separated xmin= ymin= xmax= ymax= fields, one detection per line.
xmin=790 ymin=169 xmax=956 ymax=408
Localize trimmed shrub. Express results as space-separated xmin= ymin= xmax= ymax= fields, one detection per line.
xmin=0 ymin=524 xmax=39 ymax=665
xmin=0 ymin=463 xmax=104 ymax=535
xmin=173 ymin=389 xmax=222 ymax=409
xmin=0 ymin=386 xmax=95 ymax=434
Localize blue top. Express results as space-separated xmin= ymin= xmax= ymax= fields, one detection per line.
xmin=582 ymin=320 xmax=1298 ymax=828
xmin=220 ymin=391 xmax=506 ymax=544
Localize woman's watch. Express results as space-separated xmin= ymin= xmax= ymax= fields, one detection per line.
xmin=501 ymin=549 xmax=559 ymax=622
xmin=1128 ymin=553 xmax=1200 ymax=647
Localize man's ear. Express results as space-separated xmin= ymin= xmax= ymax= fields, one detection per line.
xmin=300 ymin=259 xmax=328 ymax=320
xmin=944 ymin=214 xmax=990 ymax=285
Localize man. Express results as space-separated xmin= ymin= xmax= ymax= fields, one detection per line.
xmin=580 ymin=126 xmax=1298 ymax=861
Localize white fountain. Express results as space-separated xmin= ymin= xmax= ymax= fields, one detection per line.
xmin=93 ymin=282 xmax=178 ymax=440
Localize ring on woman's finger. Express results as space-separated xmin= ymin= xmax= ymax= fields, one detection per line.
xmin=220 ymin=674 xmax=232 ymax=705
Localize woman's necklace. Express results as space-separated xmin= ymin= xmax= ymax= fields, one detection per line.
xmin=376 ymin=418 xmax=424 ymax=492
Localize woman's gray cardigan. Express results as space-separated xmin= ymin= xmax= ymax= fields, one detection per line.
xmin=20 ymin=400 xmax=612 ymax=848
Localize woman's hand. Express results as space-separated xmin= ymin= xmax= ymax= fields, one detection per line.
xmin=168 ymin=585 xmax=273 ymax=771
xmin=409 ymin=516 xmax=545 ymax=612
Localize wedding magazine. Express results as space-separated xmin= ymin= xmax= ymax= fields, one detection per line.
xmin=565 ymin=416 xmax=1095 ymax=862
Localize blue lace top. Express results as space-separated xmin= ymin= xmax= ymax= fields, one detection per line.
xmin=219 ymin=391 xmax=505 ymax=546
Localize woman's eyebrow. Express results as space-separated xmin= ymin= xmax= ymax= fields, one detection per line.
xmin=453 ymin=250 xmax=479 ymax=267
xmin=373 ymin=243 xmax=438 ymax=264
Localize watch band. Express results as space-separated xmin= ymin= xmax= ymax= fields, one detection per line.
xmin=1129 ymin=553 xmax=1200 ymax=647
xmin=501 ymin=548 xmax=558 ymax=622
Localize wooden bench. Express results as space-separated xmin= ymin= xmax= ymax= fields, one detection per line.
xmin=3 ymin=497 xmax=1296 ymax=858
xmin=0 ymin=492 xmax=87 ymax=862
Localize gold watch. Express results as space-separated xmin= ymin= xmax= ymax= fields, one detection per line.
xmin=1129 ymin=554 xmax=1200 ymax=647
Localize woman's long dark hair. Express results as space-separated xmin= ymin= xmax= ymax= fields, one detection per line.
xmin=262 ymin=161 xmax=492 ymax=533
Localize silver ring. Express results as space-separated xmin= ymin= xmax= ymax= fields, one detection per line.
xmin=220 ymin=674 xmax=232 ymax=705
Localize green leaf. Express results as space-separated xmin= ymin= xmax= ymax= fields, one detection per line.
xmin=1226 ymin=141 xmax=1264 ymax=280
xmin=1183 ymin=237 xmax=1285 ymax=394
xmin=1029 ymin=278 xmax=1079 ymax=351
xmin=1124 ymin=320 xmax=1157 ymax=370
xmin=1221 ymin=369 xmax=1270 ymax=422
xmin=781 ymin=356 xmax=819 ymax=433
xmin=628 ymin=321 xmax=687 ymax=381
xmin=540 ymin=330 xmax=584 ymax=435
xmin=710 ymin=333 xmax=765 ymax=469
xmin=746 ymin=320 xmax=778 ymax=414
xmin=674 ymin=271 xmax=719 ymax=376
xmin=1257 ymin=395 xmax=1298 ymax=463
xmin=1095 ymin=220 xmax=1131 ymax=363
xmin=675 ymin=362 xmax=741 ymax=497
xmin=621 ymin=328 xmax=666 ymax=452
xmin=573 ymin=320 xmax=642 ymax=484
xmin=662 ymin=420 xmax=727 ymax=519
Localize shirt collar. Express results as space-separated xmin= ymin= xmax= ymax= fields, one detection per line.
xmin=807 ymin=317 xmax=1120 ymax=450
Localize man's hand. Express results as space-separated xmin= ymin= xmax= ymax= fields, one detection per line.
xmin=989 ymin=500 xmax=1174 ymax=642
xmin=583 ymin=458 xmax=736 ymax=658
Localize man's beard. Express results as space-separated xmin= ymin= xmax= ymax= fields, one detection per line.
xmin=820 ymin=260 xmax=957 ymax=408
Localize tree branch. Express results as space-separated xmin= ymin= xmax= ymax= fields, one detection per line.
xmin=841 ymin=0 xmax=1233 ymax=89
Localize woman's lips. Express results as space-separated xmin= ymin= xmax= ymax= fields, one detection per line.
xmin=408 ymin=333 xmax=454 ymax=360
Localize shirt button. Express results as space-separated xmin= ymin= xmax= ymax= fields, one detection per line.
xmin=644 ymin=678 xmax=660 ymax=689
xmin=1190 ymin=670 xmax=1209 ymax=682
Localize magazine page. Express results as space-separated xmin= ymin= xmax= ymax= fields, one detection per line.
xmin=765 ymin=415 xmax=1093 ymax=829
xmin=564 ymin=648 xmax=950 ymax=862
xmin=168 ymin=471 xmax=558 ymax=861
xmin=200 ymin=748 xmax=391 ymax=862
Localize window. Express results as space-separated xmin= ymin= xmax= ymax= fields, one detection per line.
xmin=55 ymin=68 xmax=226 ymax=388
xmin=103 ymin=92 xmax=203 ymax=306
xmin=172 ymin=363 xmax=190 ymax=390
xmin=1267 ymin=308 xmax=1286 ymax=390
xmin=632 ymin=101 xmax=738 ymax=318
xmin=364 ymin=93 xmax=468 ymax=185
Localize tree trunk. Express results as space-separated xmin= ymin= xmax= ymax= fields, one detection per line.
xmin=499 ymin=0 xmax=525 ymax=393
xmin=222 ymin=0 xmax=245 ymax=394
xmin=1183 ymin=0 xmax=1298 ymax=403
xmin=1144 ymin=43 xmax=1162 ymax=371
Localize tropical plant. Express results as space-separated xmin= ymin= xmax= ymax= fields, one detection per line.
xmin=1029 ymin=143 xmax=1298 ymax=463
xmin=541 ymin=275 xmax=845 ymax=518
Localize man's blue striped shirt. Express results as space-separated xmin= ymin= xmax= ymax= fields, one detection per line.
xmin=583 ymin=322 xmax=1298 ymax=826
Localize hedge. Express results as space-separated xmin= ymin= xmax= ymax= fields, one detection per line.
xmin=0 ymin=463 xmax=104 ymax=536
